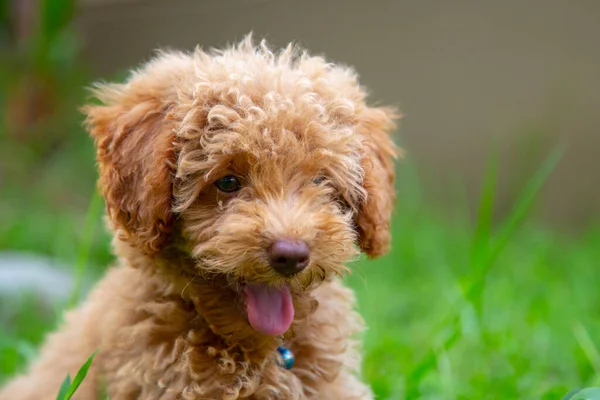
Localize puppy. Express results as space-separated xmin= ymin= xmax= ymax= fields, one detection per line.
xmin=0 ymin=36 xmax=398 ymax=400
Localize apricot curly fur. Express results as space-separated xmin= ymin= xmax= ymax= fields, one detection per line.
xmin=0 ymin=35 xmax=399 ymax=400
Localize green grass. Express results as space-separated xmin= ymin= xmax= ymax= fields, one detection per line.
xmin=346 ymin=156 xmax=600 ymax=399
xmin=1 ymin=142 xmax=600 ymax=399
xmin=56 ymin=350 xmax=98 ymax=400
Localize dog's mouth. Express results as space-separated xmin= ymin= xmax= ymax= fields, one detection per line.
xmin=241 ymin=282 xmax=294 ymax=336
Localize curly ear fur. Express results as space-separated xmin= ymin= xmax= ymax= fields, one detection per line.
xmin=82 ymin=84 xmax=177 ymax=256
xmin=356 ymin=106 xmax=400 ymax=258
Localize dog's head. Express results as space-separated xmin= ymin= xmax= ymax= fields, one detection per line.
xmin=84 ymin=38 xmax=399 ymax=336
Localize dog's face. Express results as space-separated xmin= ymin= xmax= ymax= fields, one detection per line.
xmin=84 ymin=39 xmax=398 ymax=336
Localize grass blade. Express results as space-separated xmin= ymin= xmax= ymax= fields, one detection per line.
xmin=567 ymin=388 xmax=600 ymax=400
xmin=573 ymin=323 xmax=600 ymax=383
xmin=463 ymin=145 xmax=564 ymax=303
xmin=467 ymin=149 xmax=500 ymax=320
xmin=68 ymin=190 xmax=102 ymax=308
xmin=469 ymin=150 xmax=499 ymax=267
xmin=56 ymin=374 xmax=71 ymax=400
xmin=63 ymin=350 xmax=99 ymax=400
xmin=485 ymin=145 xmax=564 ymax=267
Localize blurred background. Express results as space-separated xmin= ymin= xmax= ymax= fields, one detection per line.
xmin=1 ymin=1 xmax=599 ymax=399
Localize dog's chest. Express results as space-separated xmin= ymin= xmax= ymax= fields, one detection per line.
xmin=204 ymin=346 xmax=306 ymax=400
xmin=104 ymin=342 xmax=307 ymax=400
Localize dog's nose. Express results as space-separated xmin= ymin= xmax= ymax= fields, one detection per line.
xmin=268 ymin=240 xmax=310 ymax=276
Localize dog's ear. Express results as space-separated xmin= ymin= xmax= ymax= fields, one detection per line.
xmin=82 ymin=83 xmax=177 ymax=256
xmin=355 ymin=106 xmax=400 ymax=258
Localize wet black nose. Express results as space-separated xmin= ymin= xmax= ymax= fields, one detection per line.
xmin=268 ymin=240 xmax=310 ymax=276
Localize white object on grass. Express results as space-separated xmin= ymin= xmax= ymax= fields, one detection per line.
xmin=0 ymin=251 xmax=73 ymax=301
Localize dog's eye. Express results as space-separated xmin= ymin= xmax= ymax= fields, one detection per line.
xmin=215 ymin=175 xmax=242 ymax=193
xmin=312 ymin=176 xmax=326 ymax=185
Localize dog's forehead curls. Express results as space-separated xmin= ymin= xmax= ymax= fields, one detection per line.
xmin=83 ymin=35 xmax=400 ymax=337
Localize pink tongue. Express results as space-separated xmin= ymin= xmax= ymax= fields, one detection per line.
xmin=244 ymin=283 xmax=294 ymax=336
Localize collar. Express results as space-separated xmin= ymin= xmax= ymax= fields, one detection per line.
xmin=276 ymin=346 xmax=294 ymax=369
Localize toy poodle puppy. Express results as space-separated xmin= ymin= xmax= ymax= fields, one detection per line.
xmin=0 ymin=36 xmax=399 ymax=400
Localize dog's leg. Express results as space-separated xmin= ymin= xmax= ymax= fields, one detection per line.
xmin=291 ymin=279 xmax=373 ymax=400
